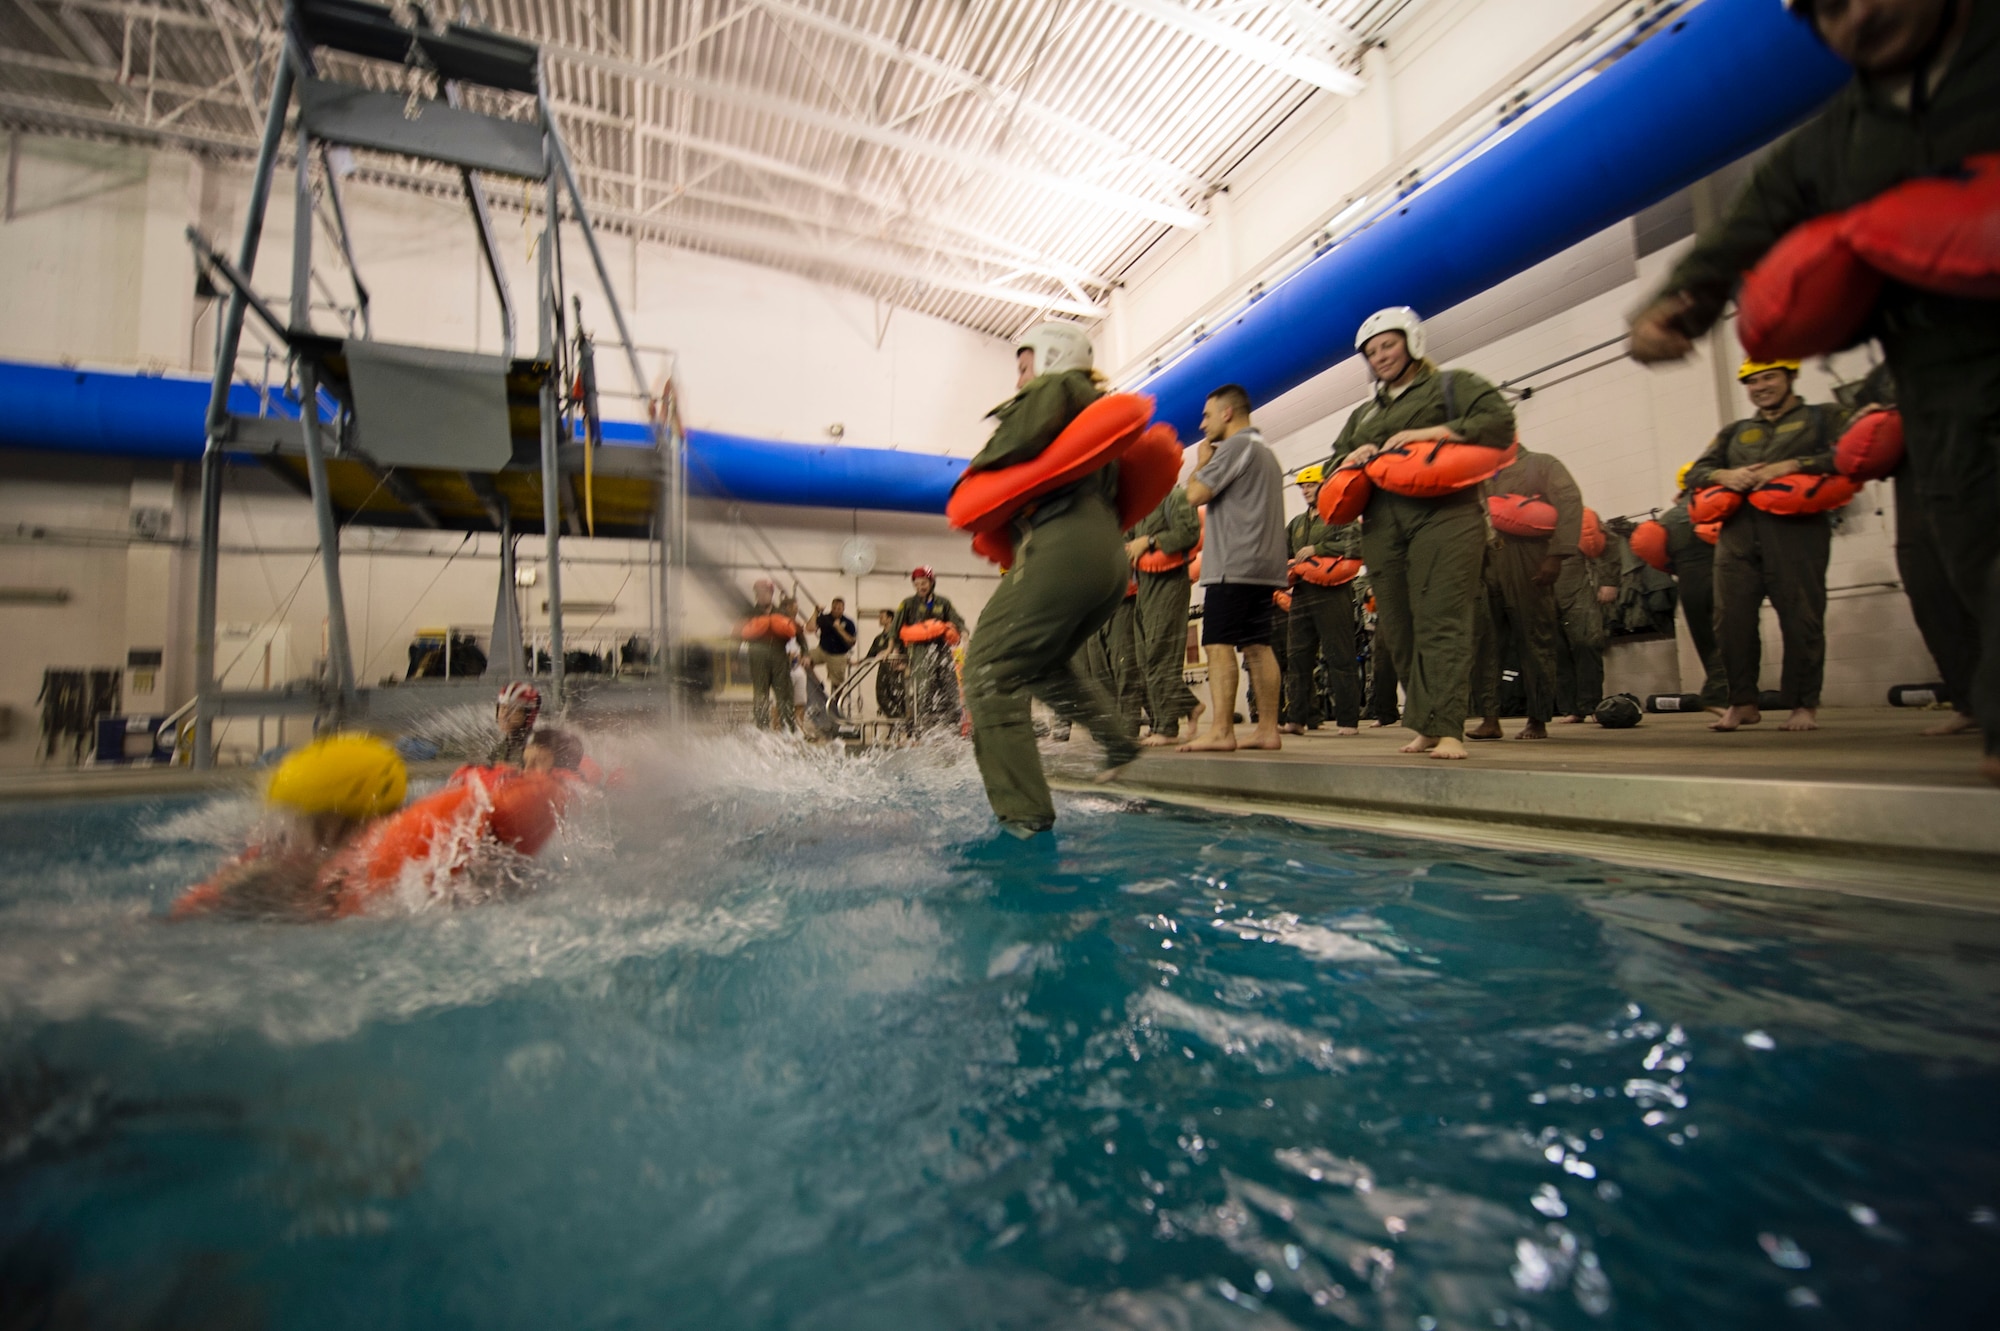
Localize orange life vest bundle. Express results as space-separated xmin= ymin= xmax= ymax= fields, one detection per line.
xmin=1316 ymin=466 xmax=1372 ymax=525
xmin=1688 ymin=485 xmax=1744 ymax=525
xmin=1748 ymin=472 xmax=1860 ymax=515
xmin=1135 ymin=508 xmax=1202 ymax=574
xmin=1487 ymin=493 xmax=1557 ymax=538
xmin=1366 ymin=437 xmax=1518 ymax=499
xmin=899 ymin=619 xmax=960 ymax=647
xmin=1272 ymin=588 xmax=1293 ymax=614
xmin=947 ymin=392 xmax=1150 ymax=535
xmin=740 ymin=612 xmax=796 ymax=641
xmin=1578 ymin=508 xmax=1607 ymax=559
xmin=1114 ymin=423 xmax=1184 ymax=531
xmin=1737 ymin=212 xmax=1882 ymax=362
xmin=1289 ymin=555 xmax=1364 ymax=588
xmin=1695 ymin=520 xmax=1722 ymax=545
xmin=1836 ymin=409 xmax=1904 ymax=482
xmin=1630 ymin=519 xmax=1671 ymax=572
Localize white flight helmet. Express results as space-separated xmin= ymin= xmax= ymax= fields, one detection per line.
xmin=1355 ymin=306 xmax=1426 ymax=366
xmin=1017 ymin=320 xmax=1094 ymax=378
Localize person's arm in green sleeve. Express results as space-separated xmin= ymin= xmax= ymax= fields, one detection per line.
xmin=1684 ymin=429 xmax=1733 ymax=490
xmin=1794 ymin=405 xmax=1845 ymax=475
xmin=1543 ymin=456 xmax=1585 ymax=559
xmin=1156 ymin=488 xmax=1202 ymax=554
xmin=964 ymin=371 xmax=1100 ymax=473
xmin=1443 ymin=372 xmax=1516 ymax=449
xmin=945 ymin=598 xmax=967 ymax=633
xmin=1327 ymin=407 xmax=1364 ymax=468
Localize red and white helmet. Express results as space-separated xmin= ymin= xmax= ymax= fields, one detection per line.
xmin=911 ymin=565 xmax=936 ymax=583
xmin=496 ymin=681 xmax=542 ymax=724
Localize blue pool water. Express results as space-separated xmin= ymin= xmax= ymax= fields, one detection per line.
xmin=1 ymin=735 xmax=1996 ymax=1329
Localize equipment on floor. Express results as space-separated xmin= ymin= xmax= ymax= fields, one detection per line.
xmin=1593 ymin=694 xmax=1643 ymax=728
xmin=1887 ymin=683 xmax=1951 ymax=708
xmin=1645 ymin=693 xmax=1707 ymax=713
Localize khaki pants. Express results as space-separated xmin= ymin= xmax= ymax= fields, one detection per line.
xmin=810 ymin=647 xmax=851 ymax=691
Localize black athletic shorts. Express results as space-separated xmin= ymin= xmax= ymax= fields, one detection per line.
xmin=1200 ymin=581 xmax=1278 ymax=647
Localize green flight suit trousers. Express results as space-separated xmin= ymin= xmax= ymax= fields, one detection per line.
xmin=1285 ymin=583 xmax=1361 ymax=729
xmin=1714 ymin=508 xmax=1831 ymax=709
xmin=964 ymin=492 xmax=1139 ymax=832
xmin=1470 ymin=537 xmax=1559 ymax=724
xmin=1134 ymin=569 xmax=1196 ymax=737
xmin=1360 ymin=491 xmax=1486 ymax=739
xmin=746 ymin=642 xmax=794 ymax=731
xmin=1674 ymin=547 xmax=1727 ymax=707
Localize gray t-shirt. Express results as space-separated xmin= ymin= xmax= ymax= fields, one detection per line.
xmin=1192 ymin=426 xmax=1287 ymax=586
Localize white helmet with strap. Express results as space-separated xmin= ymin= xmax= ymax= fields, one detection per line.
xmin=1355 ymin=306 xmax=1426 ymax=364
xmin=1017 ymin=320 xmax=1094 ymax=378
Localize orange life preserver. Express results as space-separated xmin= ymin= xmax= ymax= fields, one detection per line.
xmin=1316 ymin=465 xmax=1372 ymax=524
xmin=1844 ymin=154 xmax=2000 ymax=299
xmin=321 ymin=766 xmax=574 ymax=917
xmin=1836 ymin=409 xmax=1904 ymax=482
xmin=1630 ymin=519 xmax=1670 ymax=572
xmin=1578 ymin=507 xmax=1606 ymax=559
xmin=1747 ymin=471 xmax=1860 ymax=515
xmin=1272 ymin=588 xmax=1293 ymax=613
xmin=1115 ymin=423 xmax=1183 ymax=531
xmin=740 ymin=612 xmax=796 ymax=641
xmin=1688 ymin=485 xmax=1744 ymax=525
xmin=1289 ymin=555 xmax=1363 ymax=588
xmin=1125 ymin=577 xmax=1138 ymax=599
xmin=1737 ymin=211 xmax=1882 ymax=362
xmin=1695 ymin=519 xmax=1722 ymax=545
xmin=947 ymin=392 xmax=1152 ymax=535
xmin=1487 ymin=493 xmax=1557 ymax=538
xmin=1136 ymin=508 xmax=1202 ymax=574
xmin=900 ymin=619 xmax=961 ymax=647
xmin=1365 ymin=437 xmax=1518 ymax=499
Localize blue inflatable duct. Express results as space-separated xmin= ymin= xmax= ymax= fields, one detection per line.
xmin=1133 ymin=0 xmax=1850 ymax=437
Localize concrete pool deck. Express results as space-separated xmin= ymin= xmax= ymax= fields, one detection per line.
xmin=1094 ymin=708 xmax=2000 ymax=910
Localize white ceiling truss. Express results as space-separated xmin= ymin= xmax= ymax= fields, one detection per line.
xmin=0 ymin=0 xmax=1422 ymax=338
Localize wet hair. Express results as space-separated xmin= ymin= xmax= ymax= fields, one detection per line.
xmin=524 ymin=726 xmax=584 ymax=772
xmin=1206 ymin=384 xmax=1253 ymax=419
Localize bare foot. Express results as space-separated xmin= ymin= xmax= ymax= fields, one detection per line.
xmin=1551 ymin=714 xmax=1586 ymax=725
xmin=1139 ymin=733 xmax=1180 ymax=747
xmin=1278 ymin=723 xmax=1305 ymax=736
xmin=1779 ymin=707 xmax=1819 ymax=732
xmin=1709 ymin=705 xmax=1762 ymax=732
xmin=1334 ymin=726 xmax=1360 ymax=736
xmin=1092 ymin=762 xmax=1132 ymax=784
xmin=1981 ymin=754 xmax=2000 ymax=786
xmin=1240 ymin=731 xmax=1283 ymax=751
xmin=1368 ymin=720 xmax=1396 ymax=729
xmin=1466 ymin=719 xmax=1503 ymax=741
xmin=1513 ymin=721 xmax=1548 ymax=740
xmin=1400 ymin=733 xmax=1439 ymax=754
xmin=1429 ymin=736 xmax=1470 ymax=760
xmin=1187 ymin=701 xmax=1206 ymax=732
xmin=1922 ymin=712 xmax=1978 ymax=737
xmin=1178 ymin=731 xmax=1237 ymax=753
xmin=1704 ymin=705 xmax=1728 ymax=717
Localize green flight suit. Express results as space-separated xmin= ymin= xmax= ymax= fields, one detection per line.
xmin=1283 ymin=508 xmax=1363 ymax=729
xmin=1554 ymin=548 xmax=1618 ymax=718
xmin=1687 ymin=400 xmax=1846 ymax=710
xmin=1083 ymin=590 xmax=1145 ymax=732
xmin=742 ymin=604 xmax=795 ymax=732
xmin=1327 ymin=365 xmax=1516 ymax=739
xmin=1651 ymin=0 xmax=2000 ymax=747
xmin=1470 ymin=448 xmax=1582 ymax=725
xmin=889 ymin=592 xmax=966 ymax=730
xmin=1661 ymin=501 xmax=1727 ymax=707
xmin=1131 ymin=487 xmax=1202 ymax=737
xmin=960 ymin=370 xmax=1138 ymax=834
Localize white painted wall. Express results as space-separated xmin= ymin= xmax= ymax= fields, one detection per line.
xmin=0 ymin=134 xmax=1013 ymax=766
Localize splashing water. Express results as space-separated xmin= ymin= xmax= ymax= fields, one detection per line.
xmin=1 ymin=728 xmax=1997 ymax=1329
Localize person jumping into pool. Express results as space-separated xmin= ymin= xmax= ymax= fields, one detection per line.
xmin=889 ymin=567 xmax=967 ymax=731
xmin=170 ymin=733 xmax=408 ymax=919
xmin=490 ymin=681 xmax=542 ymax=766
xmin=959 ymin=320 xmax=1140 ymax=837
xmin=1324 ymin=307 xmax=1517 ymax=760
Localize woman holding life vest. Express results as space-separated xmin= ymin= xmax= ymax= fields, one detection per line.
xmin=1323 ymin=308 xmax=1517 ymax=760
xmin=739 ymin=578 xmax=798 ymax=732
xmin=888 ymin=566 xmax=966 ymax=731
xmin=958 ymin=321 xmax=1140 ymax=837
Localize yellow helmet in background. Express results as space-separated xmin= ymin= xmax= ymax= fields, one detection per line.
xmin=1675 ymin=461 xmax=1695 ymax=492
xmin=1293 ymin=463 xmax=1326 ymax=486
xmin=266 ymin=734 xmax=407 ymax=819
xmin=1737 ymin=358 xmax=1801 ymax=381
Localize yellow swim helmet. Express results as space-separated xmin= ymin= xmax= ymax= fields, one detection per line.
xmin=266 ymin=734 xmax=407 ymax=819
xmin=1675 ymin=461 xmax=1695 ymax=492
xmin=1293 ymin=463 xmax=1326 ymax=486
xmin=1737 ymin=358 xmax=1801 ymax=381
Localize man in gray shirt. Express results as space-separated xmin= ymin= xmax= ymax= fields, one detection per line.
xmin=1179 ymin=383 xmax=1287 ymax=752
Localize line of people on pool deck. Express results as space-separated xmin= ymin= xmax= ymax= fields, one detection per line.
xmin=172 ymin=684 xmax=601 ymax=920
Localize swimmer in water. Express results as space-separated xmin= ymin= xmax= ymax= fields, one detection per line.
xmin=171 ymin=734 xmax=408 ymax=920
xmin=491 ymin=681 xmax=543 ymax=766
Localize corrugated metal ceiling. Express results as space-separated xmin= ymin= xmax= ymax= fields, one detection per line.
xmin=0 ymin=0 xmax=1421 ymax=337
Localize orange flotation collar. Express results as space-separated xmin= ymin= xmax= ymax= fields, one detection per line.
xmin=1578 ymin=507 xmax=1606 ymax=559
xmin=740 ymin=612 xmax=797 ymax=641
xmin=1317 ymin=466 xmax=1372 ymax=524
xmin=1748 ymin=472 xmax=1860 ymax=515
xmin=1688 ymin=485 xmax=1743 ymax=525
xmin=1365 ymin=437 xmax=1518 ymax=499
xmin=1136 ymin=507 xmax=1202 ymax=574
xmin=1289 ymin=555 xmax=1363 ymax=588
xmin=1630 ymin=519 xmax=1670 ymax=572
xmin=1738 ymin=212 xmax=1882 ymax=362
xmin=968 ymin=417 xmax=1183 ymax=572
xmin=900 ymin=619 xmax=960 ymax=647
xmin=1836 ymin=409 xmax=1903 ymax=482
xmin=1272 ymin=588 xmax=1293 ymax=613
xmin=948 ymin=392 xmax=1152 ymax=535
xmin=1487 ymin=493 xmax=1557 ymax=538
xmin=1695 ymin=519 xmax=1722 ymax=545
